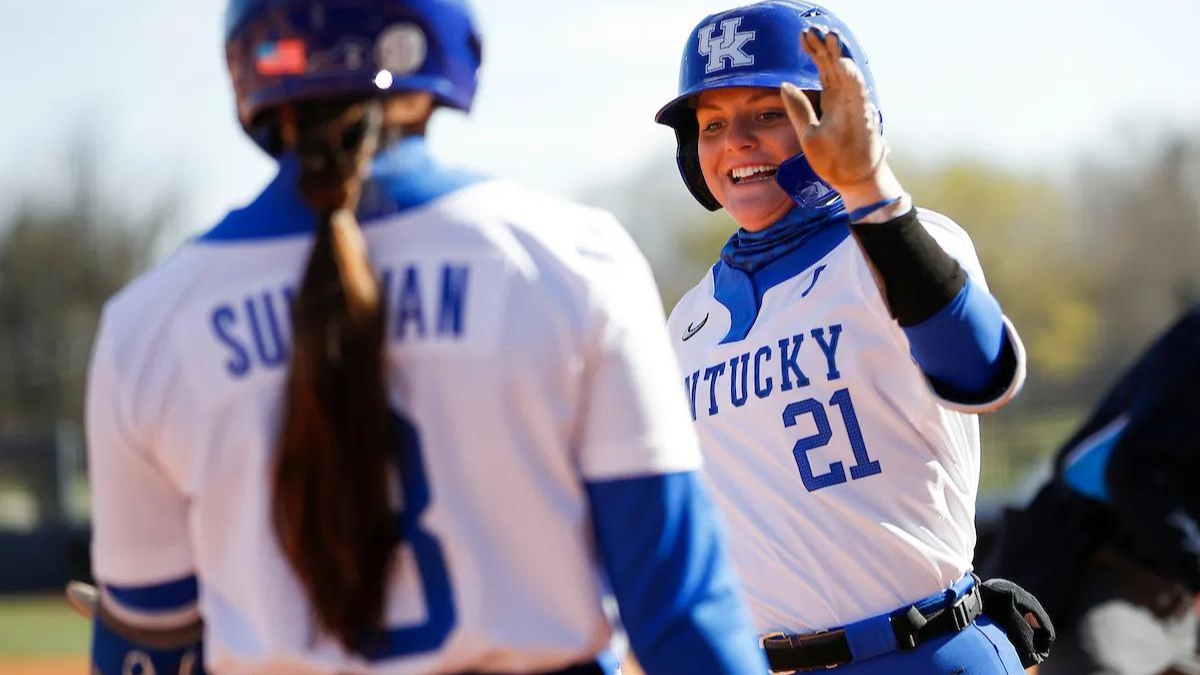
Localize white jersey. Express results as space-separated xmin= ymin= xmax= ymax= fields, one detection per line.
xmin=87 ymin=179 xmax=702 ymax=675
xmin=666 ymin=208 xmax=1026 ymax=634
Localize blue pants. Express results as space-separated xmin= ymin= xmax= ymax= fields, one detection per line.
xmin=821 ymin=576 xmax=1025 ymax=674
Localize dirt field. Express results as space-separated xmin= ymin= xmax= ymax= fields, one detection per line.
xmin=0 ymin=657 xmax=87 ymax=675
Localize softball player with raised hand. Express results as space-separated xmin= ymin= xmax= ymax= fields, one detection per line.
xmin=657 ymin=1 xmax=1034 ymax=672
xmin=81 ymin=1 xmax=769 ymax=674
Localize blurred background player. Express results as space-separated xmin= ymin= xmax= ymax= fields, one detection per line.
xmin=81 ymin=1 xmax=768 ymax=674
xmin=655 ymin=1 xmax=1036 ymax=672
xmin=983 ymin=304 xmax=1200 ymax=675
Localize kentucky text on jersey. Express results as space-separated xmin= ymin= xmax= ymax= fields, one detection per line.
xmin=683 ymin=324 xmax=842 ymax=419
xmin=210 ymin=262 xmax=470 ymax=377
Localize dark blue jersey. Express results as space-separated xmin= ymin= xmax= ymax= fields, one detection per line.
xmin=986 ymin=306 xmax=1200 ymax=615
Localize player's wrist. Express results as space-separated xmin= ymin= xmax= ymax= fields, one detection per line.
xmin=836 ymin=165 xmax=908 ymax=223
xmin=848 ymin=193 xmax=913 ymax=224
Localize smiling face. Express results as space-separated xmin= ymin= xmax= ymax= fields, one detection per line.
xmin=695 ymin=87 xmax=809 ymax=232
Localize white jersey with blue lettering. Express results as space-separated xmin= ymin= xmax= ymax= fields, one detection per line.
xmin=666 ymin=207 xmax=1026 ymax=634
xmin=87 ymin=177 xmax=703 ymax=675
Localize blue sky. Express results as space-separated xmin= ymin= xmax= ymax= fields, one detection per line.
xmin=3 ymin=0 xmax=1199 ymax=232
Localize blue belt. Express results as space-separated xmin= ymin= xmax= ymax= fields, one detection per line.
xmin=762 ymin=575 xmax=983 ymax=672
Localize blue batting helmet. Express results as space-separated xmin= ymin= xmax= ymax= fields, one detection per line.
xmin=226 ymin=0 xmax=482 ymax=154
xmin=655 ymin=0 xmax=879 ymax=211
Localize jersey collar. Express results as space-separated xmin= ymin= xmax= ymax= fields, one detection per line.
xmin=713 ymin=209 xmax=851 ymax=344
xmin=199 ymin=137 xmax=486 ymax=242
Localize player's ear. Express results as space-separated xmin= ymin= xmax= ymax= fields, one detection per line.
xmin=383 ymin=92 xmax=435 ymax=130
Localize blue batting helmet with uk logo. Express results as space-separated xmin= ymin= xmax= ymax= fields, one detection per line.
xmin=655 ymin=0 xmax=879 ymax=212
xmin=226 ymin=0 xmax=482 ymax=155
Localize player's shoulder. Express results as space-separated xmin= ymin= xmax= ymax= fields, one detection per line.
xmin=915 ymin=206 xmax=972 ymax=243
xmin=454 ymin=180 xmax=634 ymax=248
xmin=89 ymin=245 xmax=219 ymax=404
xmin=444 ymin=179 xmax=649 ymax=282
xmin=667 ymin=266 xmax=717 ymax=333
xmin=101 ymin=242 xmax=204 ymax=320
xmin=97 ymin=246 xmax=210 ymax=349
xmin=913 ymin=206 xmax=988 ymax=284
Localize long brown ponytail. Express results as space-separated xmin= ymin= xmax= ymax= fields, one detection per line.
xmin=270 ymin=99 xmax=399 ymax=650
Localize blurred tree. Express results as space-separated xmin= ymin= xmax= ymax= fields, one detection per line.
xmin=1076 ymin=133 xmax=1200 ymax=368
xmin=0 ymin=135 xmax=179 ymax=432
xmin=896 ymin=159 xmax=1102 ymax=392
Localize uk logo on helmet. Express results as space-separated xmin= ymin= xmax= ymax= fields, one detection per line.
xmin=697 ymin=18 xmax=755 ymax=74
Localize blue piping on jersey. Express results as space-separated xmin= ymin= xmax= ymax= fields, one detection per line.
xmin=712 ymin=216 xmax=851 ymax=344
xmin=902 ymin=279 xmax=1008 ymax=402
xmin=105 ymin=575 xmax=198 ymax=613
xmin=585 ymin=472 xmax=767 ymax=675
xmin=1061 ymin=415 xmax=1129 ymax=503
xmin=199 ymin=137 xmax=486 ymax=242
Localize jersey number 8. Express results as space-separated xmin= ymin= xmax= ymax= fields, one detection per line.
xmin=361 ymin=412 xmax=457 ymax=661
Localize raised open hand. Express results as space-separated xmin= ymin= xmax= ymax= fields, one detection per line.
xmin=781 ymin=28 xmax=901 ymax=210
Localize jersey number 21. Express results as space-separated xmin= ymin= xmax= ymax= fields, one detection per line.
xmin=784 ymin=388 xmax=882 ymax=492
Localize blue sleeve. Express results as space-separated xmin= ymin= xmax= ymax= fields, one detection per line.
xmin=902 ymin=278 xmax=1011 ymax=402
xmin=93 ymin=578 xmax=204 ymax=675
xmin=106 ymin=576 xmax=199 ymax=612
xmin=585 ymin=471 xmax=768 ymax=675
xmin=93 ymin=610 xmax=205 ymax=675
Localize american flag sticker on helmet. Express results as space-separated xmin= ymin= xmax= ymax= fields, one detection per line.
xmin=256 ymin=39 xmax=307 ymax=76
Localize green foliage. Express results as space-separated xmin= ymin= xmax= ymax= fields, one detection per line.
xmin=0 ymin=597 xmax=89 ymax=656
xmin=1077 ymin=138 xmax=1200 ymax=362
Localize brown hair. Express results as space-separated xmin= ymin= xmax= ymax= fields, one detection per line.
xmin=270 ymin=99 xmax=399 ymax=650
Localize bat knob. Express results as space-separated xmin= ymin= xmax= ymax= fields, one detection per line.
xmin=65 ymin=580 xmax=99 ymax=619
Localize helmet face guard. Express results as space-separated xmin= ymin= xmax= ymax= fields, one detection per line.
xmin=226 ymin=0 xmax=481 ymax=155
xmin=655 ymin=0 xmax=879 ymax=212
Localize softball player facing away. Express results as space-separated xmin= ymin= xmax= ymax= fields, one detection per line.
xmin=82 ymin=1 xmax=770 ymax=674
xmin=656 ymin=1 xmax=1031 ymax=673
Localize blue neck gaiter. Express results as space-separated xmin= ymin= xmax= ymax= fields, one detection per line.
xmin=719 ymin=198 xmax=847 ymax=274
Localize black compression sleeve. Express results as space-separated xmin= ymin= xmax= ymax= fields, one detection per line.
xmin=849 ymin=208 xmax=967 ymax=327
